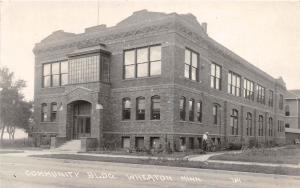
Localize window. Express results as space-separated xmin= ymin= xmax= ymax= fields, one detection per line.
xmin=279 ymin=94 xmax=284 ymax=110
xmin=268 ymin=90 xmax=274 ymax=107
xmin=60 ymin=61 xmax=68 ymax=85
xmin=258 ymin=115 xmax=264 ymax=136
xmin=184 ymin=49 xmax=198 ymax=81
xmin=122 ymin=98 xmax=131 ymax=120
xmin=278 ymin=120 xmax=284 ymax=132
xmin=256 ymin=84 xmax=266 ymax=104
xmin=210 ymin=63 xmax=221 ymax=90
xmin=196 ymin=101 xmax=202 ymax=122
xmin=136 ymin=97 xmax=146 ymax=120
xmin=42 ymin=61 xmax=69 ymax=88
xmin=180 ymin=97 xmax=186 ymax=121
xmin=69 ymin=55 xmax=100 ymax=84
xmin=213 ymin=104 xmax=221 ymax=125
xmin=228 ymin=71 xmax=241 ymax=97
xmin=230 ymin=109 xmax=238 ymax=135
xmin=189 ymin=99 xmax=195 ymax=121
xmin=124 ymin=45 xmax=161 ymax=79
xmin=246 ymin=113 xmax=252 ymax=136
xmin=285 ymin=105 xmax=290 ymax=116
xmin=151 ymin=96 xmax=160 ymax=120
xmin=150 ymin=137 xmax=160 ymax=149
xmin=285 ymin=123 xmax=290 ymax=128
xmin=50 ymin=103 xmax=57 ymax=122
xmin=43 ymin=64 xmax=51 ymax=87
xmin=135 ymin=137 xmax=144 ymax=151
xmin=122 ymin=137 xmax=130 ymax=148
xmin=269 ymin=118 xmax=273 ymax=136
xmin=41 ymin=103 xmax=47 ymax=122
xmin=243 ymin=79 xmax=254 ymax=101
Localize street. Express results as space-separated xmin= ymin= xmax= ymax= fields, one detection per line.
xmin=0 ymin=154 xmax=300 ymax=188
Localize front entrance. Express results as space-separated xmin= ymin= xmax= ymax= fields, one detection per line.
xmin=68 ymin=100 xmax=92 ymax=140
xmin=73 ymin=116 xmax=91 ymax=139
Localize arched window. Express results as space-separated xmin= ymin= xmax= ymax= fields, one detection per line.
xmin=122 ymin=98 xmax=131 ymax=120
xmin=285 ymin=105 xmax=290 ymax=116
xmin=213 ymin=104 xmax=221 ymax=125
xmin=50 ymin=102 xmax=57 ymax=122
xmin=136 ymin=97 xmax=146 ymax=120
xmin=269 ymin=117 xmax=273 ymax=136
xmin=41 ymin=103 xmax=47 ymax=122
xmin=179 ymin=97 xmax=186 ymax=121
xmin=230 ymin=109 xmax=238 ymax=135
xmin=258 ymin=115 xmax=264 ymax=136
xmin=196 ymin=101 xmax=203 ymax=122
xmin=246 ymin=113 xmax=252 ymax=136
xmin=151 ymin=96 xmax=160 ymax=120
xmin=189 ymin=99 xmax=195 ymax=121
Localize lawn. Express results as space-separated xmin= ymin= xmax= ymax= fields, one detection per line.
xmin=210 ymin=144 xmax=300 ymax=164
xmin=30 ymin=153 xmax=300 ymax=176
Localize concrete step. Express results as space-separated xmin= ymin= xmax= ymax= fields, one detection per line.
xmin=56 ymin=140 xmax=81 ymax=152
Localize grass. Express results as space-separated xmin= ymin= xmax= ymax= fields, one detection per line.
xmin=30 ymin=153 xmax=300 ymax=176
xmin=210 ymin=144 xmax=300 ymax=164
xmin=0 ymin=150 xmax=24 ymax=154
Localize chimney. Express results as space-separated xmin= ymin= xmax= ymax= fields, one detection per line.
xmin=202 ymin=22 xmax=207 ymax=33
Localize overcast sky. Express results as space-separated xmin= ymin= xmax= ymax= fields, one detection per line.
xmin=1 ymin=0 xmax=300 ymax=100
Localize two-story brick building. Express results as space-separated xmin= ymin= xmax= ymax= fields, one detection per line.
xmin=33 ymin=10 xmax=286 ymax=151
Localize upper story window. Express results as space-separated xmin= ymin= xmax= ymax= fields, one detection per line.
xmin=136 ymin=97 xmax=146 ymax=120
xmin=246 ymin=112 xmax=252 ymax=136
xmin=268 ymin=90 xmax=274 ymax=107
xmin=122 ymin=98 xmax=131 ymax=120
xmin=258 ymin=115 xmax=264 ymax=136
xmin=151 ymin=96 xmax=160 ymax=120
xmin=69 ymin=55 xmax=99 ymax=84
xmin=189 ymin=99 xmax=195 ymax=121
xmin=124 ymin=45 xmax=161 ymax=79
xmin=196 ymin=101 xmax=203 ymax=122
xmin=256 ymin=84 xmax=266 ymax=104
xmin=285 ymin=105 xmax=290 ymax=116
xmin=42 ymin=61 xmax=68 ymax=88
xmin=228 ymin=71 xmax=241 ymax=97
xmin=230 ymin=109 xmax=238 ymax=135
xmin=210 ymin=63 xmax=221 ymax=90
xmin=50 ymin=102 xmax=57 ymax=122
xmin=243 ymin=79 xmax=254 ymax=101
xmin=279 ymin=94 xmax=284 ymax=110
xmin=184 ymin=49 xmax=198 ymax=81
xmin=41 ymin=103 xmax=47 ymax=122
xmin=180 ymin=97 xmax=186 ymax=121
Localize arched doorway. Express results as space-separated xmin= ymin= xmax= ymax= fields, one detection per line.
xmin=68 ymin=100 xmax=91 ymax=140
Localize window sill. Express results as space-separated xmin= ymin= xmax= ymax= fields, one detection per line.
xmin=123 ymin=76 xmax=161 ymax=81
xmin=40 ymin=121 xmax=57 ymax=124
xmin=183 ymin=78 xmax=199 ymax=83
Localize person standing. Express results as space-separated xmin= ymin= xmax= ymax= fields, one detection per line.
xmin=202 ymin=132 xmax=208 ymax=151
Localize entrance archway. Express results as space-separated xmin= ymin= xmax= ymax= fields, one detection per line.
xmin=67 ymin=100 xmax=91 ymax=140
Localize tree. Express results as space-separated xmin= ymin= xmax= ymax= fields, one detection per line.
xmin=0 ymin=67 xmax=32 ymax=142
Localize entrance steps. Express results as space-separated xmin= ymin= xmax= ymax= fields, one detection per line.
xmin=55 ymin=140 xmax=81 ymax=152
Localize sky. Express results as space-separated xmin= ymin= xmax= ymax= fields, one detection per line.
xmin=1 ymin=0 xmax=300 ymax=101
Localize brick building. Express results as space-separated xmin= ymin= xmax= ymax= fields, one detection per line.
xmin=33 ymin=10 xmax=286 ymax=151
xmin=284 ymin=90 xmax=300 ymax=144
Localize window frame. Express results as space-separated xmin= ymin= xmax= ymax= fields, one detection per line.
xmin=184 ymin=48 xmax=199 ymax=81
xmin=258 ymin=115 xmax=264 ymax=136
xmin=151 ymin=95 xmax=160 ymax=120
xmin=179 ymin=97 xmax=186 ymax=121
xmin=123 ymin=44 xmax=162 ymax=79
xmin=246 ymin=112 xmax=252 ymax=136
xmin=228 ymin=71 xmax=241 ymax=97
xmin=50 ymin=102 xmax=57 ymax=122
xmin=188 ymin=98 xmax=195 ymax=121
xmin=122 ymin=98 xmax=131 ymax=120
xmin=41 ymin=103 xmax=47 ymax=122
xmin=42 ymin=60 xmax=69 ymax=88
xmin=243 ymin=78 xmax=254 ymax=101
xmin=256 ymin=84 xmax=266 ymax=104
xmin=268 ymin=90 xmax=274 ymax=107
xmin=210 ymin=62 xmax=222 ymax=90
xmin=230 ymin=109 xmax=239 ymax=135
xmin=196 ymin=101 xmax=203 ymax=122
xmin=136 ymin=97 xmax=146 ymax=120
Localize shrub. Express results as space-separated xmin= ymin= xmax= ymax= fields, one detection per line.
xmin=228 ymin=142 xmax=242 ymax=150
